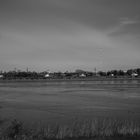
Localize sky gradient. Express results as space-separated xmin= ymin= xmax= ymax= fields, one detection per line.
xmin=0 ymin=0 xmax=140 ymax=72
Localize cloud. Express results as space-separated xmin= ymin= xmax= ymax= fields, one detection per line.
xmin=107 ymin=17 xmax=140 ymax=36
xmin=119 ymin=17 xmax=138 ymax=25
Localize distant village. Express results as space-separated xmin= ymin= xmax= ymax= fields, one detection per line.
xmin=0 ymin=68 xmax=140 ymax=80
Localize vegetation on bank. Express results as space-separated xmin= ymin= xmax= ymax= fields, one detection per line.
xmin=0 ymin=118 xmax=140 ymax=140
xmin=0 ymin=68 xmax=140 ymax=80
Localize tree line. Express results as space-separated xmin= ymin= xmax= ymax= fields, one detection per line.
xmin=0 ymin=68 xmax=140 ymax=80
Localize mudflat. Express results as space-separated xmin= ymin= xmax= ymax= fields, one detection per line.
xmin=0 ymin=80 xmax=140 ymax=126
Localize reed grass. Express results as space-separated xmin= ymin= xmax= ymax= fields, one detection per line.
xmin=0 ymin=118 xmax=140 ymax=140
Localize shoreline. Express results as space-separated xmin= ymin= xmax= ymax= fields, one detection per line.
xmin=0 ymin=77 xmax=140 ymax=82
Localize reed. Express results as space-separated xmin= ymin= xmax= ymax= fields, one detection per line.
xmin=0 ymin=118 xmax=140 ymax=140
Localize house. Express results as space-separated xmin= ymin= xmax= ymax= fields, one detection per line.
xmin=131 ymin=73 xmax=138 ymax=77
xmin=79 ymin=73 xmax=86 ymax=78
xmin=110 ymin=74 xmax=114 ymax=77
xmin=44 ymin=73 xmax=50 ymax=78
xmin=0 ymin=75 xmax=3 ymax=79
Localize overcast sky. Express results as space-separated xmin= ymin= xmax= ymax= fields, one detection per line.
xmin=0 ymin=0 xmax=140 ymax=72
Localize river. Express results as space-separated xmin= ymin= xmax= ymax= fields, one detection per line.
xmin=0 ymin=79 xmax=140 ymax=126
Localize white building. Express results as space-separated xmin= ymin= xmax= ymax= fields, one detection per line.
xmin=44 ymin=73 xmax=50 ymax=78
xmin=79 ymin=73 xmax=86 ymax=77
xmin=0 ymin=75 xmax=3 ymax=78
xmin=131 ymin=73 xmax=138 ymax=77
xmin=110 ymin=74 xmax=114 ymax=77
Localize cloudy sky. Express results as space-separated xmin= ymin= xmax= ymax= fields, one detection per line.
xmin=0 ymin=0 xmax=140 ymax=72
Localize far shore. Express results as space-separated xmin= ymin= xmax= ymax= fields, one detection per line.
xmin=0 ymin=77 xmax=140 ymax=82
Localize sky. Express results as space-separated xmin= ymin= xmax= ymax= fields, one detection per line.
xmin=0 ymin=0 xmax=140 ymax=72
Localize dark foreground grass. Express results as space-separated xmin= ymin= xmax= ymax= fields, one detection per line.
xmin=0 ymin=118 xmax=140 ymax=140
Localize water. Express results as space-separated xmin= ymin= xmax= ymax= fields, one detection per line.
xmin=0 ymin=80 xmax=140 ymax=125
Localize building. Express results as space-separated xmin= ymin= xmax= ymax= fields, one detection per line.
xmin=44 ymin=73 xmax=50 ymax=78
xmin=0 ymin=74 xmax=4 ymax=79
xmin=131 ymin=73 xmax=138 ymax=77
xmin=79 ymin=73 xmax=86 ymax=78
